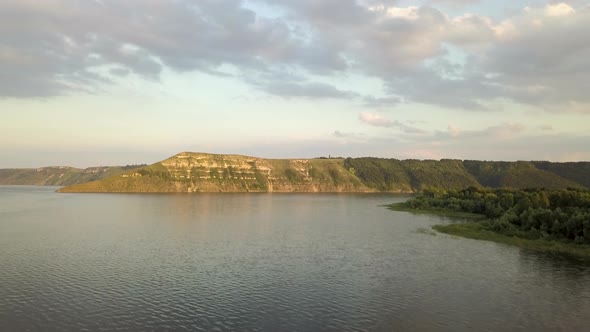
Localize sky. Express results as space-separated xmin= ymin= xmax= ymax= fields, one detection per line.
xmin=1 ymin=0 xmax=589 ymax=168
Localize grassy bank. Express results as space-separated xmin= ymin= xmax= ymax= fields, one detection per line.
xmin=433 ymin=222 xmax=590 ymax=260
xmin=386 ymin=202 xmax=485 ymax=220
xmin=387 ymin=188 xmax=590 ymax=260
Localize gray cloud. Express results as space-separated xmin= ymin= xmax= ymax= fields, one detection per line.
xmin=0 ymin=0 xmax=304 ymax=96
xmin=384 ymin=67 xmax=503 ymax=111
xmin=539 ymin=125 xmax=554 ymax=132
xmin=359 ymin=112 xmax=427 ymax=133
xmin=261 ymin=81 xmax=359 ymax=99
xmin=258 ymin=1 xmax=590 ymax=111
xmin=1 ymin=0 xmax=589 ymax=113
xmin=431 ymin=123 xmax=526 ymax=141
xmin=359 ymin=112 xmax=394 ymax=127
xmin=362 ymin=95 xmax=401 ymax=108
xmin=478 ymin=5 xmax=590 ymax=111
xmin=333 ymin=130 xmax=367 ymax=140
xmin=425 ymin=0 xmax=481 ymax=7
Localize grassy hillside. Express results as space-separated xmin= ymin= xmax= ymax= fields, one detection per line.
xmin=532 ymin=161 xmax=590 ymax=188
xmin=343 ymin=158 xmax=479 ymax=192
xmin=0 ymin=165 xmax=144 ymax=186
xmin=59 ymin=153 xmax=374 ymax=193
xmin=46 ymin=153 xmax=590 ymax=193
xmin=343 ymin=158 xmax=412 ymax=192
xmin=463 ymin=160 xmax=581 ymax=189
xmin=405 ymin=159 xmax=480 ymax=190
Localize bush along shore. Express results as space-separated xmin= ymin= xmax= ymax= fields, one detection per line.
xmin=388 ymin=187 xmax=590 ymax=259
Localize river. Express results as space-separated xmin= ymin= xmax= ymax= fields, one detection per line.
xmin=1 ymin=186 xmax=589 ymax=331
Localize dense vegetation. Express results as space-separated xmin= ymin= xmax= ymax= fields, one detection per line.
xmin=343 ymin=158 xmax=412 ymax=192
xmin=344 ymin=158 xmax=587 ymax=191
xmin=463 ymin=160 xmax=580 ymax=189
xmin=532 ymin=161 xmax=590 ymax=189
xmin=400 ymin=187 xmax=590 ymax=244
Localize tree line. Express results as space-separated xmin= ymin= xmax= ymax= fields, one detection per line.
xmin=404 ymin=187 xmax=590 ymax=244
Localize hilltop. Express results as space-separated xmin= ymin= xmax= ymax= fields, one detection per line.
xmin=55 ymin=152 xmax=589 ymax=193
xmin=58 ymin=153 xmax=371 ymax=193
xmin=0 ymin=165 xmax=145 ymax=186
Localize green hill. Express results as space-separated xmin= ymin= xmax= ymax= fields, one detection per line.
xmin=58 ymin=153 xmax=374 ymax=193
xmin=342 ymin=158 xmax=480 ymax=192
xmin=0 ymin=165 xmax=144 ymax=186
xmin=463 ymin=160 xmax=581 ymax=189
xmin=531 ymin=161 xmax=590 ymax=188
xmin=6 ymin=152 xmax=586 ymax=193
xmin=404 ymin=159 xmax=481 ymax=190
xmin=342 ymin=158 xmax=413 ymax=192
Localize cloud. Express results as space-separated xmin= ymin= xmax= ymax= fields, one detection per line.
xmin=434 ymin=122 xmax=525 ymax=140
xmin=545 ymin=3 xmax=575 ymax=17
xmin=475 ymin=4 xmax=590 ymax=111
xmin=425 ymin=0 xmax=480 ymax=7
xmin=0 ymin=0 xmax=307 ymax=97
xmin=212 ymin=130 xmax=590 ymax=162
xmin=1 ymin=0 xmax=590 ymax=113
xmin=333 ymin=130 xmax=367 ymax=140
xmin=359 ymin=112 xmax=394 ymax=127
xmin=538 ymin=125 xmax=554 ymax=131
xmin=261 ymin=81 xmax=359 ymax=99
xmin=254 ymin=1 xmax=590 ymax=111
xmin=359 ymin=112 xmax=427 ymax=133
xmin=362 ymin=95 xmax=401 ymax=107
xmin=483 ymin=123 xmax=526 ymax=139
xmin=384 ymin=67 xmax=503 ymax=111
xmin=333 ymin=130 xmax=350 ymax=138
xmin=448 ymin=125 xmax=461 ymax=138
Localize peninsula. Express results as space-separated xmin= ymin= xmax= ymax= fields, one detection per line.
xmin=50 ymin=152 xmax=590 ymax=193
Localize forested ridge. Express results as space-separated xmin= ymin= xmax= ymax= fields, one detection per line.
xmin=5 ymin=153 xmax=590 ymax=192
xmin=0 ymin=165 xmax=146 ymax=186
xmin=344 ymin=158 xmax=588 ymax=191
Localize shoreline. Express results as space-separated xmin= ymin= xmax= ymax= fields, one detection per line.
xmin=388 ymin=202 xmax=590 ymax=260
xmin=386 ymin=202 xmax=485 ymax=220
xmin=434 ymin=223 xmax=590 ymax=260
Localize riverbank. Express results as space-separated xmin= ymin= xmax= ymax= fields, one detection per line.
xmin=386 ymin=202 xmax=485 ymax=220
xmin=388 ymin=202 xmax=590 ymax=260
xmin=434 ymin=222 xmax=590 ymax=260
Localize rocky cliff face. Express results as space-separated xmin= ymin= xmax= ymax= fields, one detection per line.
xmin=55 ymin=152 xmax=590 ymax=193
xmin=58 ymin=152 xmax=375 ymax=193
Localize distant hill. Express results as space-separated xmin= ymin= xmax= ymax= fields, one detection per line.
xmin=463 ymin=160 xmax=581 ymax=189
xmin=0 ymin=165 xmax=145 ymax=186
xmin=55 ymin=152 xmax=590 ymax=193
xmin=341 ymin=158 xmax=480 ymax=192
xmin=531 ymin=161 xmax=590 ymax=189
xmin=58 ymin=153 xmax=372 ymax=193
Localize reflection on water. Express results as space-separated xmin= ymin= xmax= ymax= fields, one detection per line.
xmin=1 ymin=187 xmax=589 ymax=331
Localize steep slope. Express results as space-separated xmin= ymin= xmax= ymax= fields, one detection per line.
xmin=0 ymin=165 xmax=144 ymax=186
xmin=343 ymin=158 xmax=413 ymax=192
xmin=532 ymin=161 xmax=590 ymax=188
xmin=404 ymin=159 xmax=480 ymax=190
xmin=343 ymin=158 xmax=480 ymax=191
xmin=56 ymin=153 xmax=590 ymax=193
xmin=59 ymin=153 xmax=374 ymax=193
xmin=463 ymin=160 xmax=581 ymax=189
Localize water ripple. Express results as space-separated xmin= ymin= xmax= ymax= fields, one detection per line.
xmin=1 ymin=189 xmax=590 ymax=331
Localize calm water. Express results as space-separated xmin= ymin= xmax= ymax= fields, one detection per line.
xmin=1 ymin=186 xmax=589 ymax=331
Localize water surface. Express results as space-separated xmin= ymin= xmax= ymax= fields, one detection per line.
xmin=1 ymin=186 xmax=589 ymax=331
